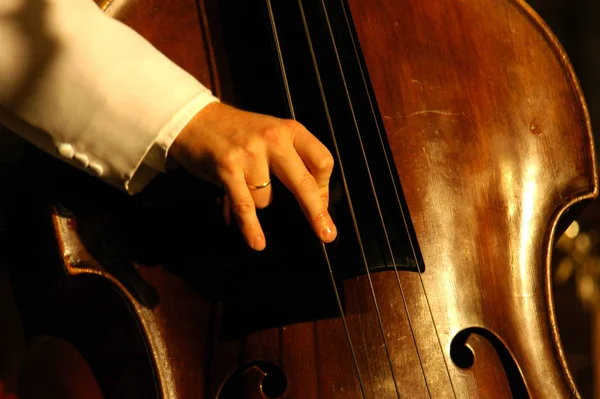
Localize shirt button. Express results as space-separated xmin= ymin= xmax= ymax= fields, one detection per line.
xmin=73 ymin=153 xmax=90 ymax=168
xmin=57 ymin=143 xmax=75 ymax=159
xmin=88 ymin=162 xmax=104 ymax=177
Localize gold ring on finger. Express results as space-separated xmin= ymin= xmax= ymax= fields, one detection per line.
xmin=247 ymin=179 xmax=272 ymax=190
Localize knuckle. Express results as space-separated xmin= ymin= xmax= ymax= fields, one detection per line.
xmin=282 ymin=118 xmax=303 ymax=132
xmin=218 ymin=148 xmax=242 ymax=170
xmin=298 ymin=173 xmax=317 ymax=191
xmin=261 ymin=126 xmax=284 ymax=147
xmin=320 ymin=192 xmax=329 ymax=204
xmin=241 ymin=137 xmax=263 ymax=160
xmin=313 ymin=209 xmax=329 ymax=224
xmin=261 ymin=119 xmax=302 ymax=145
xmin=233 ymin=199 xmax=255 ymax=215
xmin=316 ymin=151 xmax=335 ymax=172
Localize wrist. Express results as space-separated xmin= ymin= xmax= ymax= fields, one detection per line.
xmin=167 ymin=100 xmax=223 ymax=169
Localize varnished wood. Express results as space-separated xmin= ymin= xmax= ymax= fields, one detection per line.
xmin=7 ymin=0 xmax=598 ymax=398
xmin=343 ymin=0 xmax=598 ymax=397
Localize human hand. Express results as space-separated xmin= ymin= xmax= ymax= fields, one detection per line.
xmin=168 ymin=102 xmax=338 ymax=251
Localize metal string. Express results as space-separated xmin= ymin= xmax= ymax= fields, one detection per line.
xmin=294 ymin=0 xmax=406 ymax=397
xmin=307 ymin=0 xmax=430 ymax=395
xmin=334 ymin=0 xmax=458 ymax=395
xmin=266 ymin=0 xmax=459 ymax=396
xmin=264 ymin=1 xmax=367 ymax=397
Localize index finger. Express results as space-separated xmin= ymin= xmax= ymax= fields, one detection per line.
xmin=270 ymin=150 xmax=337 ymax=243
xmin=292 ymin=124 xmax=335 ymax=190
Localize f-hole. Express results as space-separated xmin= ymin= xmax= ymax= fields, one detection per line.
xmin=218 ymin=361 xmax=288 ymax=399
xmin=450 ymin=328 xmax=529 ymax=398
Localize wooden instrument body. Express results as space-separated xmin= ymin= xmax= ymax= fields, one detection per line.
xmin=8 ymin=0 xmax=598 ymax=398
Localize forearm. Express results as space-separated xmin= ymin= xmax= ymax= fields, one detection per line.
xmin=0 ymin=0 xmax=218 ymax=193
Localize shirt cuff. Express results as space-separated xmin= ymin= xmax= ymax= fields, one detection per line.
xmin=125 ymin=91 xmax=219 ymax=194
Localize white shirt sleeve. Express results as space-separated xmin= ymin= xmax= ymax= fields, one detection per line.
xmin=0 ymin=0 xmax=219 ymax=194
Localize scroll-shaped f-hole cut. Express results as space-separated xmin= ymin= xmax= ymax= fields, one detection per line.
xmin=218 ymin=361 xmax=288 ymax=399
xmin=450 ymin=329 xmax=475 ymax=368
xmin=450 ymin=328 xmax=529 ymax=398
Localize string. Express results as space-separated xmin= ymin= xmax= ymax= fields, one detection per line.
xmin=295 ymin=0 xmax=461 ymax=395
xmin=267 ymin=0 xmax=456 ymax=396
xmin=264 ymin=1 xmax=367 ymax=397
xmin=307 ymin=0 xmax=429 ymax=395
xmin=333 ymin=0 xmax=458 ymax=395
xmin=293 ymin=0 xmax=405 ymax=397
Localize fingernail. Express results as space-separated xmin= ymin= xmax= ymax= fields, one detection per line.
xmin=321 ymin=225 xmax=333 ymax=239
xmin=253 ymin=234 xmax=266 ymax=251
xmin=321 ymin=218 xmax=337 ymax=242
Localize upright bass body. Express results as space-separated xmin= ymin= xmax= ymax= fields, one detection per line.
xmin=9 ymin=0 xmax=597 ymax=398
